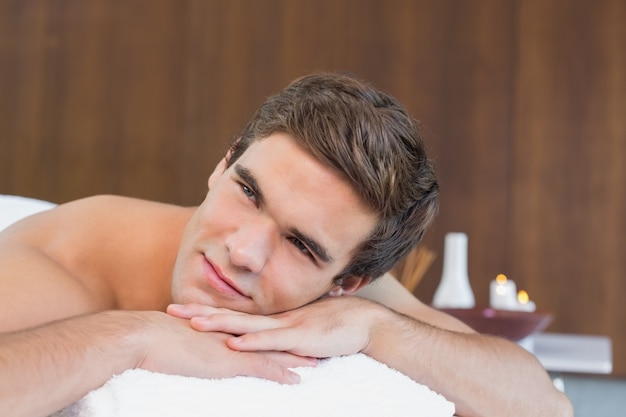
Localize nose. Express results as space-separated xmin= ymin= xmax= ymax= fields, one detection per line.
xmin=225 ymin=221 xmax=274 ymax=274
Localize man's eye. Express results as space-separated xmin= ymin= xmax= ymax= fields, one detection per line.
xmin=241 ymin=184 xmax=256 ymax=200
xmin=289 ymin=237 xmax=312 ymax=257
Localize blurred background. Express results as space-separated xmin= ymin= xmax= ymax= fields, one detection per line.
xmin=1 ymin=0 xmax=624 ymax=411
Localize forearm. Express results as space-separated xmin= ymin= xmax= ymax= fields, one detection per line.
xmin=0 ymin=310 xmax=149 ymax=417
xmin=364 ymin=308 xmax=572 ymax=417
xmin=0 ymin=307 xmax=306 ymax=417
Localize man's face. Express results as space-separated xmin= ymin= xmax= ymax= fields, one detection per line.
xmin=171 ymin=132 xmax=377 ymax=315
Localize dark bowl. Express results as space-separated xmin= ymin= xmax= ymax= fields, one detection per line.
xmin=439 ymin=307 xmax=553 ymax=341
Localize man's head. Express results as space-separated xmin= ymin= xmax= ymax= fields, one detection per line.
xmin=171 ymin=72 xmax=438 ymax=315
xmin=226 ymin=72 xmax=439 ymax=283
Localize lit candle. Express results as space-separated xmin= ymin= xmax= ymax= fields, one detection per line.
xmin=516 ymin=290 xmax=537 ymax=312
xmin=489 ymin=274 xmax=518 ymax=310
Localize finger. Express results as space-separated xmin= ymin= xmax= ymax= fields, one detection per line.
xmin=166 ymin=303 xmax=241 ymax=319
xmin=167 ymin=303 xmax=215 ymax=319
xmin=260 ymin=351 xmax=318 ymax=368
xmin=229 ymin=328 xmax=364 ymax=358
xmin=190 ymin=313 xmax=279 ymax=334
xmin=227 ymin=328 xmax=303 ymax=353
xmin=236 ymin=352 xmax=302 ymax=384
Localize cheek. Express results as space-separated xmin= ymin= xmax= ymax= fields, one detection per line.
xmin=261 ymin=261 xmax=334 ymax=311
xmin=193 ymin=192 xmax=239 ymax=236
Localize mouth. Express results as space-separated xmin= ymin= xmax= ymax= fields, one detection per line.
xmin=202 ymin=256 xmax=248 ymax=298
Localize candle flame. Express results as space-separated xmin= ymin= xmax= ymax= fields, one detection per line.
xmin=518 ymin=290 xmax=530 ymax=304
xmin=496 ymin=274 xmax=508 ymax=284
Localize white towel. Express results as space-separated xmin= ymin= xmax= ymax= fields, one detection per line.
xmin=0 ymin=194 xmax=56 ymax=231
xmin=54 ymin=354 xmax=454 ymax=417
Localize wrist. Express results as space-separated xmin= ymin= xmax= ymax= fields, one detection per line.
xmin=362 ymin=306 xmax=434 ymax=364
xmin=82 ymin=310 xmax=164 ymax=373
xmin=361 ymin=302 xmax=400 ymax=357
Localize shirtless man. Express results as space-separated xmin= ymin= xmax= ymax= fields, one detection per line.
xmin=0 ymin=73 xmax=572 ymax=417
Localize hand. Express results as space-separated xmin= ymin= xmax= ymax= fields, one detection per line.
xmin=135 ymin=311 xmax=315 ymax=384
xmin=167 ymin=297 xmax=387 ymax=359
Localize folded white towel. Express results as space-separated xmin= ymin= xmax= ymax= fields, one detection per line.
xmin=54 ymin=354 xmax=454 ymax=417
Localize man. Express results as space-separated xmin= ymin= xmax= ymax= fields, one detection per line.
xmin=0 ymin=73 xmax=572 ymax=417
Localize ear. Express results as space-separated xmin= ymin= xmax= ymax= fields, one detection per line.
xmin=326 ymin=276 xmax=372 ymax=297
xmin=208 ymin=150 xmax=232 ymax=189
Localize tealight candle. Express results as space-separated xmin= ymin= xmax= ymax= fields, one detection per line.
xmin=516 ymin=290 xmax=537 ymax=312
xmin=489 ymin=274 xmax=518 ymax=310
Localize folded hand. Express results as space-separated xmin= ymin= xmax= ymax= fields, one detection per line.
xmin=137 ymin=311 xmax=315 ymax=384
xmin=167 ymin=297 xmax=386 ymax=359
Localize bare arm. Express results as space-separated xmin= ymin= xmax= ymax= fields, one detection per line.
xmin=0 ymin=311 xmax=147 ymax=417
xmin=359 ymin=274 xmax=572 ymax=416
xmin=362 ymin=301 xmax=572 ymax=417
xmin=0 ymin=309 xmax=310 ymax=417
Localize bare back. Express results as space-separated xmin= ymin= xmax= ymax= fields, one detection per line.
xmin=0 ymin=195 xmax=193 ymax=332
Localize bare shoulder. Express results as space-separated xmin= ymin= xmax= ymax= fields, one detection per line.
xmin=44 ymin=194 xmax=189 ymax=226
xmin=4 ymin=195 xmax=191 ymax=244
xmin=0 ymin=195 xmax=194 ymax=332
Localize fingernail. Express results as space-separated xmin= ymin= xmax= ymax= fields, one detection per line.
xmin=287 ymin=371 xmax=300 ymax=384
xmin=229 ymin=336 xmax=243 ymax=346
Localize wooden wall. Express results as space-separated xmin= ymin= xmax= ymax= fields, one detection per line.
xmin=1 ymin=0 xmax=625 ymax=375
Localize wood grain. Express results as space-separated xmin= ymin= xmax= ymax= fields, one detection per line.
xmin=1 ymin=0 xmax=624 ymax=375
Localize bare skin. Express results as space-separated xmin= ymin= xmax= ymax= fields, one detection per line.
xmin=0 ymin=133 xmax=572 ymax=417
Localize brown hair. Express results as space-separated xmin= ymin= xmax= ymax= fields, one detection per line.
xmin=227 ymin=72 xmax=438 ymax=281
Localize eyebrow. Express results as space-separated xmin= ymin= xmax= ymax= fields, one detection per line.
xmin=235 ymin=164 xmax=265 ymax=206
xmin=290 ymin=228 xmax=333 ymax=264
xmin=234 ymin=163 xmax=334 ymax=264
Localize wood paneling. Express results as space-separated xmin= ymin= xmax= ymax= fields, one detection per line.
xmin=510 ymin=0 xmax=626 ymax=373
xmin=1 ymin=0 xmax=624 ymax=374
xmin=0 ymin=0 xmax=192 ymax=202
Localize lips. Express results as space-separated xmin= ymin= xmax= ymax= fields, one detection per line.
xmin=202 ymin=256 xmax=247 ymax=298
